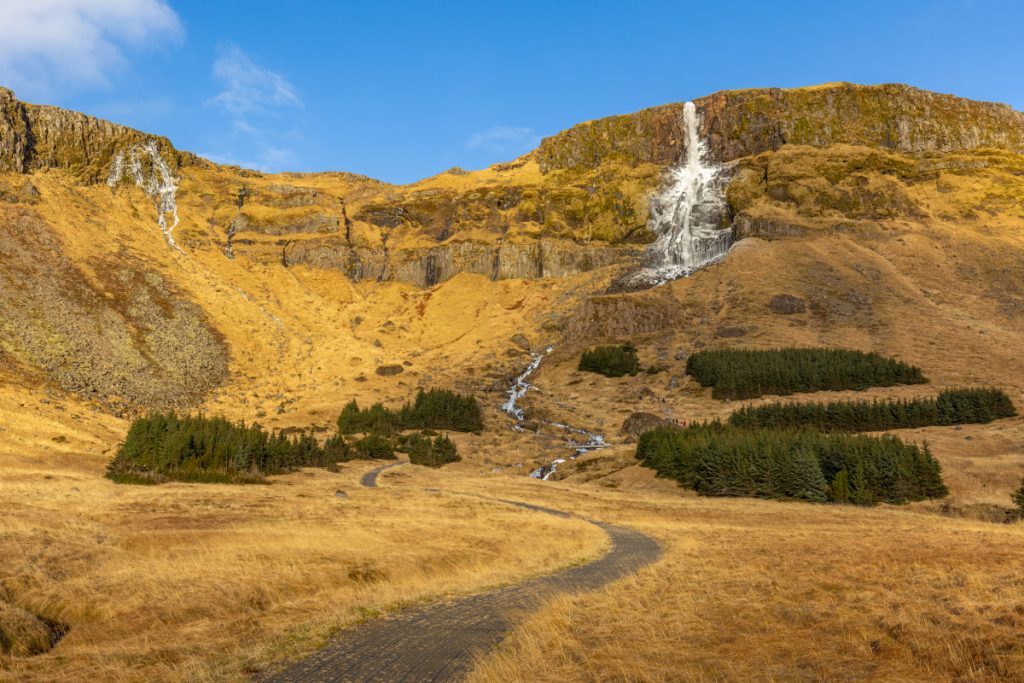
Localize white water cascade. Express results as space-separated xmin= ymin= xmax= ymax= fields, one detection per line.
xmin=501 ymin=347 xmax=607 ymax=480
xmin=107 ymin=141 xmax=182 ymax=252
xmin=634 ymin=101 xmax=732 ymax=285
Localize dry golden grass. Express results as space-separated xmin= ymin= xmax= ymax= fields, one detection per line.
xmin=462 ymin=480 xmax=1024 ymax=683
xmin=0 ymin=444 xmax=606 ymax=681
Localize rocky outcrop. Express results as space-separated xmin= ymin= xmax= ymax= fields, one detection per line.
xmin=352 ymin=182 xmax=649 ymax=245
xmin=0 ymin=87 xmax=185 ymax=182
xmin=621 ymin=412 xmax=676 ymax=438
xmin=731 ymin=214 xmax=811 ymax=240
xmin=281 ymin=237 xmax=639 ymax=287
xmin=536 ymin=83 xmax=1024 ymax=172
xmin=230 ymin=210 xmax=340 ymax=236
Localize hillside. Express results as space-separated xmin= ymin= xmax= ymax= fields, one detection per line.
xmin=3 ymin=82 xmax=1024 ymax=681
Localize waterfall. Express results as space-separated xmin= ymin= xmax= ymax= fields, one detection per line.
xmin=631 ymin=101 xmax=732 ymax=286
xmin=107 ymin=141 xmax=182 ymax=252
xmin=501 ymin=347 xmax=608 ymax=480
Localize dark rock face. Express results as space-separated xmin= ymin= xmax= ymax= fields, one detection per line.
xmin=0 ymin=87 xmax=185 ymax=181
xmin=375 ymin=364 xmax=404 ymax=376
xmin=731 ymin=214 xmax=811 ymax=240
xmin=769 ymin=294 xmax=808 ymax=314
xmin=230 ymin=211 xmax=339 ymax=236
xmin=621 ymin=412 xmax=676 ymax=438
xmin=281 ymin=238 xmax=640 ymax=287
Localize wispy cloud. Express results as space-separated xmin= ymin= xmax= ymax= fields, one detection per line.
xmin=209 ymin=44 xmax=301 ymax=116
xmin=465 ymin=126 xmax=540 ymax=154
xmin=0 ymin=0 xmax=182 ymax=97
xmin=201 ymin=44 xmax=303 ymax=173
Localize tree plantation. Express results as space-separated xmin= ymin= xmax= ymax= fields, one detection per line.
xmin=729 ymin=388 xmax=1016 ymax=431
xmin=636 ymin=423 xmax=948 ymax=504
xmin=686 ymin=348 xmax=927 ymax=400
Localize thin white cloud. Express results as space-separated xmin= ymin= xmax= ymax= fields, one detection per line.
xmin=0 ymin=0 xmax=182 ymax=96
xmin=203 ymin=44 xmax=303 ymax=173
xmin=209 ymin=44 xmax=301 ymax=115
xmin=465 ymin=126 xmax=540 ymax=153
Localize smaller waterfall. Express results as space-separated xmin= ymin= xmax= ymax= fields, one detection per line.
xmin=501 ymin=347 xmax=552 ymax=423
xmin=501 ymin=347 xmax=607 ymax=480
xmin=630 ymin=101 xmax=732 ymax=286
xmin=108 ymin=141 xmax=182 ymax=252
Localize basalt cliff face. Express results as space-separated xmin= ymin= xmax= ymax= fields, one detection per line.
xmin=1 ymin=82 xmax=1023 ymax=411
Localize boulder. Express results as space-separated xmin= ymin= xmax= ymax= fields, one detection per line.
xmin=769 ymin=294 xmax=808 ymax=315
xmin=510 ymin=333 xmax=531 ymax=351
xmin=621 ymin=412 xmax=676 ymax=438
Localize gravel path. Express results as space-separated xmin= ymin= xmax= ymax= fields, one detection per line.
xmin=359 ymin=461 xmax=407 ymax=487
xmin=259 ymin=464 xmax=661 ymax=683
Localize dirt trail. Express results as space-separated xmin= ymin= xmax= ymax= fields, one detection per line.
xmin=259 ymin=465 xmax=661 ymax=682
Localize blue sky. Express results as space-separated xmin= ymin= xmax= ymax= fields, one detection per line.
xmin=0 ymin=0 xmax=1021 ymax=183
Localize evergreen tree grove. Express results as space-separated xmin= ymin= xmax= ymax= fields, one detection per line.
xmin=729 ymin=388 xmax=1016 ymax=431
xmin=636 ymin=422 xmax=948 ymax=505
xmin=686 ymin=348 xmax=928 ymax=400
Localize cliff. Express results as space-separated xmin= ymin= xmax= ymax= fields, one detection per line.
xmin=0 ymin=87 xmax=187 ymax=181
xmin=535 ymin=82 xmax=1024 ymax=171
xmin=2 ymin=82 xmax=1024 ymax=411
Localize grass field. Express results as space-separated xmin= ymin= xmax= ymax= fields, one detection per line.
xmin=0 ymin=438 xmax=605 ymax=682
xmin=462 ymin=477 xmax=1024 ymax=683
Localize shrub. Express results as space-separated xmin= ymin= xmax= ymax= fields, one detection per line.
xmin=353 ymin=433 xmax=397 ymax=460
xmin=579 ymin=344 xmax=641 ymax=377
xmin=686 ymin=347 xmax=927 ymax=400
xmin=337 ymin=388 xmax=483 ymax=435
xmin=106 ymin=412 xmax=340 ymax=484
xmin=729 ymin=388 xmax=1016 ymax=431
xmin=635 ymin=423 xmax=947 ymax=505
xmin=405 ymin=432 xmax=461 ymax=467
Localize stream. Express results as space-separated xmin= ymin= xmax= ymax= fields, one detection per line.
xmin=502 ymin=346 xmax=607 ymax=480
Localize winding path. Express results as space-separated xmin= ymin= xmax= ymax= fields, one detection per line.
xmin=260 ymin=463 xmax=661 ymax=683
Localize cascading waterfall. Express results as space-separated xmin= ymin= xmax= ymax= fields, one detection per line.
xmin=502 ymin=347 xmax=607 ymax=480
xmin=107 ymin=141 xmax=182 ymax=251
xmin=633 ymin=101 xmax=732 ymax=285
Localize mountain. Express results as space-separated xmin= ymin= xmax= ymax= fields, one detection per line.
xmin=1 ymin=82 xmax=1023 ymax=416
xmin=4 ymin=81 xmax=1024 ymax=682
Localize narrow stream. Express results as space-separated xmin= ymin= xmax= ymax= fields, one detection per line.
xmin=502 ymin=347 xmax=607 ymax=480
